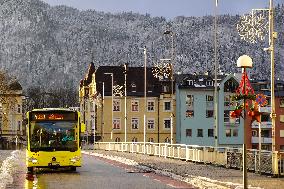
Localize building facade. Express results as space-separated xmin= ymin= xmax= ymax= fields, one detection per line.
xmin=248 ymin=80 xmax=284 ymax=151
xmin=79 ymin=63 xmax=176 ymax=143
xmin=176 ymin=73 xmax=242 ymax=147
xmin=0 ymin=81 xmax=24 ymax=145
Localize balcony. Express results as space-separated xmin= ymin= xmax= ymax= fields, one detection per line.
xmin=251 ymin=137 xmax=272 ymax=144
xmin=259 ymin=106 xmax=271 ymax=113
xmin=251 ymin=121 xmax=272 ymax=128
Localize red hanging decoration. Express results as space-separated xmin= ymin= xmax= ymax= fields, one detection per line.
xmin=235 ymin=72 xmax=255 ymax=96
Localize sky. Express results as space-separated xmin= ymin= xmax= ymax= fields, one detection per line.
xmin=42 ymin=0 xmax=284 ymax=19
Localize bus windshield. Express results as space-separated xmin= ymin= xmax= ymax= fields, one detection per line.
xmin=30 ymin=121 xmax=78 ymax=152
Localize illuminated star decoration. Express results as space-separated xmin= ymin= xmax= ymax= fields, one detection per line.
xmin=237 ymin=11 xmax=269 ymax=43
xmin=152 ymin=62 xmax=172 ymax=80
xmin=113 ymin=85 xmax=124 ymax=97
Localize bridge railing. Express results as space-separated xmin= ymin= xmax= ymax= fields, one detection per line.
xmin=90 ymin=142 xmax=282 ymax=176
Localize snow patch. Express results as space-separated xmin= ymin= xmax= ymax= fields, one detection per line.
xmin=0 ymin=150 xmax=22 ymax=189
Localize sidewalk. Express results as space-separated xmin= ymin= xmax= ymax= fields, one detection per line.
xmin=85 ymin=150 xmax=284 ymax=189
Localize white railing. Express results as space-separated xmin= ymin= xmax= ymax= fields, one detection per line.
xmin=251 ymin=121 xmax=272 ymax=128
xmin=89 ymin=142 xmax=283 ymax=176
xmin=251 ymin=137 xmax=272 ymax=143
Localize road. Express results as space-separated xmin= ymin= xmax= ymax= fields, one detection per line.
xmin=7 ymin=152 xmax=194 ymax=189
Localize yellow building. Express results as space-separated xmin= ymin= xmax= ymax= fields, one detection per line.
xmin=79 ymin=63 xmax=97 ymax=143
xmin=0 ymin=81 xmax=24 ymax=142
xmin=79 ymin=63 xmax=176 ymax=143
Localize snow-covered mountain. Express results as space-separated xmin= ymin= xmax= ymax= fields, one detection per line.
xmin=0 ymin=0 xmax=283 ymax=94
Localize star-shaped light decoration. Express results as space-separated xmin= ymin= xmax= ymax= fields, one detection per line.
xmin=113 ymin=84 xmax=124 ymax=97
xmin=237 ymin=11 xmax=269 ymax=43
xmin=152 ymin=61 xmax=172 ymax=80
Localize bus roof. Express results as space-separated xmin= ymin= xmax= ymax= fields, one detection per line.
xmin=30 ymin=108 xmax=77 ymax=112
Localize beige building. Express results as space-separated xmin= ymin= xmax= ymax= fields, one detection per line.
xmin=79 ymin=63 xmax=176 ymax=143
xmin=0 ymin=81 xmax=24 ymax=142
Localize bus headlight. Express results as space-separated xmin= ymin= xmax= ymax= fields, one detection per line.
xmin=70 ymin=156 xmax=80 ymax=163
xmin=28 ymin=157 xmax=38 ymax=163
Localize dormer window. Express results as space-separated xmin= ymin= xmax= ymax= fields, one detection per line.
xmin=207 ymin=81 xmax=213 ymax=86
xmin=163 ymin=85 xmax=170 ymax=92
xmin=131 ymin=83 xmax=136 ymax=92
xmin=187 ymin=80 xmax=194 ymax=86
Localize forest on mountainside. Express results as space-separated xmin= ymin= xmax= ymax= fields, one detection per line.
xmin=0 ymin=0 xmax=283 ymax=107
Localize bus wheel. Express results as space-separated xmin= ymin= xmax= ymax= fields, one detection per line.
xmin=27 ymin=167 xmax=34 ymax=174
xmin=71 ymin=167 xmax=76 ymax=171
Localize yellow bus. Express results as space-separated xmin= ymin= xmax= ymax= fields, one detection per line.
xmin=26 ymin=108 xmax=85 ymax=173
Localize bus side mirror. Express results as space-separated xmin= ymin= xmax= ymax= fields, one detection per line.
xmin=81 ymin=123 xmax=86 ymax=133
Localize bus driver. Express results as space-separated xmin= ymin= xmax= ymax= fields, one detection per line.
xmin=62 ymin=130 xmax=74 ymax=142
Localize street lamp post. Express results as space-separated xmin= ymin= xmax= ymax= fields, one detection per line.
xmin=237 ymin=55 xmax=253 ymax=189
xmin=143 ymin=47 xmax=147 ymax=153
xmin=237 ymin=0 xmax=277 ymax=151
xmin=124 ymin=64 xmax=127 ymax=143
xmin=102 ymin=82 xmax=105 ymax=142
xmin=164 ymin=30 xmax=175 ymax=144
xmin=214 ymin=0 xmax=219 ymax=148
xmin=104 ymin=73 xmax=113 ymax=141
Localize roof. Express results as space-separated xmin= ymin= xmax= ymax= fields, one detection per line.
xmin=95 ymin=65 xmax=171 ymax=97
xmin=8 ymin=81 xmax=22 ymax=90
xmin=80 ymin=62 xmax=96 ymax=87
xmin=175 ymin=73 xmax=227 ymax=90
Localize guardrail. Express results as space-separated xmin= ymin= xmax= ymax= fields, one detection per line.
xmin=87 ymin=142 xmax=284 ymax=176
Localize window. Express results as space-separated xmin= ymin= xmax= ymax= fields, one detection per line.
xmin=113 ymin=118 xmax=121 ymax=129
xmin=132 ymin=137 xmax=138 ymax=142
xmin=261 ymin=114 xmax=270 ymax=122
xmin=186 ymin=94 xmax=194 ymax=117
xmin=163 ymin=85 xmax=170 ymax=92
xmin=187 ymin=80 xmax=194 ymax=86
xmin=164 ymin=101 xmax=171 ymax=111
xmin=131 ymin=118 xmax=139 ymax=129
xmin=165 ymin=137 xmax=170 ymax=143
xmin=233 ymin=129 xmax=238 ymax=137
xmin=206 ymin=81 xmax=213 ymax=86
xmin=131 ymin=100 xmax=139 ymax=112
xmin=164 ymin=119 xmax=171 ymax=129
xmin=224 ymin=110 xmax=231 ymax=123
xmin=186 ymin=94 xmax=194 ymax=107
xmin=148 ymin=138 xmax=154 ymax=143
xmin=280 ymin=115 xmax=284 ymax=123
xmin=197 ymin=129 xmax=203 ymax=137
xmin=224 ymin=95 xmax=233 ymax=107
xmin=206 ymin=95 xmax=214 ymax=107
xmin=18 ymin=121 xmax=21 ymax=131
xmin=186 ymin=110 xmax=194 ymax=118
xmin=206 ymin=110 xmax=214 ymax=118
xmin=147 ymin=119 xmax=155 ymax=129
xmin=17 ymin=104 xmax=21 ymax=114
xmin=226 ymin=129 xmax=231 ymax=137
xmin=280 ymin=98 xmax=284 ymax=107
xmin=90 ymin=102 xmax=94 ymax=112
xmin=186 ymin=129 xmax=192 ymax=137
xmin=131 ymin=83 xmax=137 ymax=92
xmin=208 ymin=129 xmax=214 ymax=137
xmin=280 ymin=130 xmax=284 ymax=138
xmin=261 ymin=130 xmax=270 ymax=137
xmin=115 ymin=137 xmax=121 ymax=143
xmin=252 ymin=130 xmax=257 ymax=137
xmin=113 ymin=99 xmax=120 ymax=111
xmin=147 ymin=101 xmax=155 ymax=112
xmin=280 ymin=145 xmax=284 ymax=151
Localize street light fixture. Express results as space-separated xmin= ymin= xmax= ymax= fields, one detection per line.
xmin=104 ymin=73 xmax=113 ymax=141
xmin=237 ymin=54 xmax=253 ymax=189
